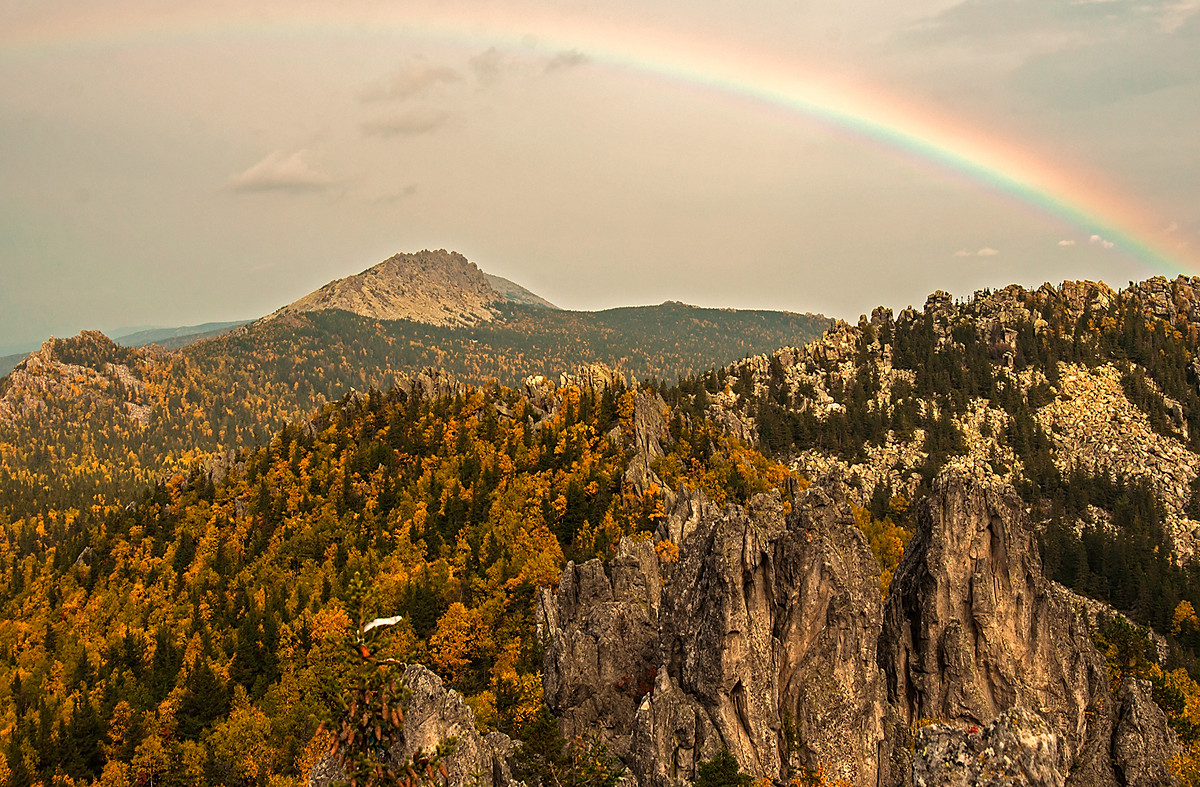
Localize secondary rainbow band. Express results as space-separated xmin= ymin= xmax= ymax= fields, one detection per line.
xmin=2 ymin=8 xmax=1189 ymax=274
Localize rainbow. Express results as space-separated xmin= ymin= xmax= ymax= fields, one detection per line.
xmin=2 ymin=4 xmax=1191 ymax=274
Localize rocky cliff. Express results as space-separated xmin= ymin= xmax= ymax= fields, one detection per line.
xmin=540 ymin=477 xmax=887 ymax=787
xmin=540 ymin=469 xmax=1178 ymax=787
xmin=879 ymin=469 xmax=1177 ymax=786
xmin=0 ymin=330 xmax=153 ymax=426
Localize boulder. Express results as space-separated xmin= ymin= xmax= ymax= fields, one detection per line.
xmin=308 ymin=663 xmax=515 ymax=787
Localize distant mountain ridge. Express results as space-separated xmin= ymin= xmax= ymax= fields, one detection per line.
xmin=114 ymin=320 xmax=249 ymax=349
xmin=271 ymin=249 xmax=555 ymax=327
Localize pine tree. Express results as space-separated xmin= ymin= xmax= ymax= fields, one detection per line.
xmin=514 ymin=707 xmax=569 ymax=787
xmin=693 ymin=749 xmax=751 ymax=787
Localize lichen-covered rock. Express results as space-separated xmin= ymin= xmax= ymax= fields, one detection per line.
xmin=1112 ymin=679 xmax=1178 ymax=787
xmin=911 ymin=708 xmax=1066 ymax=787
xmin=308 ymin=663 xmax=515 ymax=787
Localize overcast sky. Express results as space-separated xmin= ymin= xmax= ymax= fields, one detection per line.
xmin=2 ymin=0 xmax=1198 ymax=351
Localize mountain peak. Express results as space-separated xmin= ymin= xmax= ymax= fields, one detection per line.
xmin=271 ymin=249 xmax=555 ymax=327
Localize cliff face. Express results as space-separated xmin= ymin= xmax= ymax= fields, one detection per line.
xmin=879 ymin=470 xmax=1137 ymax=786
xmin=541 ymin=479 xmax=889 ymax=787
xmin=541 ymin=469 xmax=1178 ymax=787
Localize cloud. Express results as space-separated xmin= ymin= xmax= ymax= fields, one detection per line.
xmin=361 ymin=110 xmax=451 ymax=138
xmin=1058 ymin=239 xmax=1077 ymax=246
xmin=227 ymin=150 xmax=333 ymax=193
xmin=1090 ymin=234 xmax=1116 ymax=249
xmin=905 ymin=0 xmax=1172 ymax=46
xmin=903 ymin=0 xmax=1200 ymax=107
xmin=546 ymin=50 xmax=589 ymax=72
xmin=954 ymin=247 xmax=1000 ymax=257
xmin=360 ymin=63 xmax=462 ymax=102
xmin=370 ymin=185 xmax=419 ymax=205
xmin=470 ymin=48 xmax=509 ymax=88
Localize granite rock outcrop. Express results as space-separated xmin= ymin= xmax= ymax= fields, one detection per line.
xmin=879 ymin=469 xmax=1122 ymax=785
xmin=542 ymin=469 xmax=1179 ymax=787
xmin=308 ymin=664 xmax=516 ymax=787
xmin=542 ymin=478 xmax=890 ymax=787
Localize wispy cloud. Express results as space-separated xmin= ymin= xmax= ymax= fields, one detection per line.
xmin=546 ymin=50 xmax=589 ymax=72
xmin=370 ymin=185 xmax=419 ymax=205
xmin=360 ymin=63 xmax=462 ymax=102
xmin=1058 ymin=239 xmax=1077 ymax=246
xmin=1090 ymin=234 xmax=1116 ymax=249
xmin=905 ymin=0 xmax=1175 ymax=46
xmin=227 ymin=150 xmax=333 ymax=193
xmin=903 ymin=0 xmax=1200 ymax=107
xmin=361 ymin=109 xmax=451 ymax=138
xmin=954 ymin=247 xmax=1000 ymax=257
xmin=470 ymin=48 xmax=508 ymax=87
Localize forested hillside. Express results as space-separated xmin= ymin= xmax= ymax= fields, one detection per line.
xmin=0 ymin=304 xmax=827 ymax=524
xmin=0 ymin=374 xmax=799 ymax=786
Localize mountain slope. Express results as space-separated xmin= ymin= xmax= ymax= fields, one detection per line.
xmin=272 ymin=249 xmax=509 ymax=327
xmin=682 ymin=276 xmax=1200 ymax=634
xmin=484 ymin=273 xmax=557 ymax=309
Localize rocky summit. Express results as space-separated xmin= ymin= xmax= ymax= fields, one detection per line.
xmin=271 ymin=249 xmax=551 ymax=327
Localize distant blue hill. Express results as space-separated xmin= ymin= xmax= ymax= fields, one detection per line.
xmin=113 ymin=320 xmax=249 ymax=349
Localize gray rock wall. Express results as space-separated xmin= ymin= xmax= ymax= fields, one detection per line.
xmin=543 ymin=469 xmax=1180 ymax=787
xmin=543 ymin=481 xmax=890 ymax=787
xmin=879 ymin=470 xmax=1120 ymax=786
